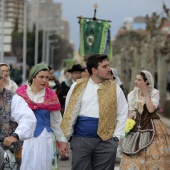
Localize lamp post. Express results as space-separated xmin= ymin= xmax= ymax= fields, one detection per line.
xmin=42 ymin=28 xmax=46 ymax=63
xmin=22 ymin=0 xmax=27 ymax=84
xmin=42 ymin=18 xmax=53 ymax=64
xmin=46 ymin=34 xmax=58 ymax=66
xmin=50 ymin=45 xmax=58 ymax=67
xmin=34 ymin=0 xmax=39 ymax=65
xmin=0 ymin=0 xmax=4 ymax=62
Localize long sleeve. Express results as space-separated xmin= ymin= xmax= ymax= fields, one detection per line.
xmin=113 ymin=85 xmax=128 ymax=140
xmin=50 ymin=110 xmax=68 ymax=142
xmin=10 ymin=94 xmax=37 ymax=141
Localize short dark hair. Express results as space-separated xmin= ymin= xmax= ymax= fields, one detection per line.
xmin=47 ymin=66 xmax=53 ymax=71
xmin=86 ymin=54 xmax=108 ymax=75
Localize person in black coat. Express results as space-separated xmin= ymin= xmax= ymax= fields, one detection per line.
xmin=59 ymin=64 xmax=85 ymax=116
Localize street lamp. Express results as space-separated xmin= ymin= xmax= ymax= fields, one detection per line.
xmin=50 ymin=45 xmax=59 ymax=67
xmin=42 ymin=17 xmax=53 ymax=64
xmin=46 ymin=32 xmax=58 ymax=65
xmin=22 ymin=0 xmax=27 ymax=84
xmin=0 ymin=0 xmax=4 ymax=62
xmin=34 ymin=0 xmax=46 ymax=65
xmin=34 ymin=0 xmax=39 ymax=65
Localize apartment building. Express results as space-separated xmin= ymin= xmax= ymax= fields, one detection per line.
xmin=28 ymin=0 xmax=62 ymax=33
xmin=0 ymin=0 xmax=24 ymax=32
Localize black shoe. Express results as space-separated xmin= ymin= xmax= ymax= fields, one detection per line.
xmin=60 ymin=156 xmax=69 ymax=161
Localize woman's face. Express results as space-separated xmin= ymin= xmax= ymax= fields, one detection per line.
xmin=0 ymin=71 xmax=4 ymax=89
xmin=0 ymin=65 xmax=9 ymax=80
xmin=32 ymin=70 xmax=49 ymax=91
xmin=135 ymin=74 xmax=148 ymax=89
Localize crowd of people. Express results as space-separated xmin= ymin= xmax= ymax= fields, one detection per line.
xmin=0 ymin=53 xmax=170 ymax=170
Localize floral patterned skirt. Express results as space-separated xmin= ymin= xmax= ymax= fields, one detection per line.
xmin=120 ymin=119 xmax=170 ymax=170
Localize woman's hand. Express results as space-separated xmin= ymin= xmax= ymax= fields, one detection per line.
xmin=140 ymin=84 xmax=149 ymax=96
xmin=59 ymin=142 xmax=69 ymax=157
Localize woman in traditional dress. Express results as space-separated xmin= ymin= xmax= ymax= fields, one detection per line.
xmin=16 ymin=63 xmax=69 ymax=170
xmin=0 ymin=63 xmax=22 ymax=169
xmin=120 ymin=70 xmax=170 ymax=170
xmin=0 ymin=68 xmax=36 ymax=170
xmin=0 ymin=63 xmax=18 ymax=92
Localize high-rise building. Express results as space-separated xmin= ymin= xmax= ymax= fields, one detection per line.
xmin=0 ymin=0 xmax=24 ymax=61
xmin=28 ymin=0 xmax=62 ymax=33
xmin=60 ymin=18 xmax=70 ymax=40
xmin=1 ymin=0 xmax=24 ymax=32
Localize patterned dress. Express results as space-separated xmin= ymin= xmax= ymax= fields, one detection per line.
xmin=120 ymin=89 xmax=170 ymax=170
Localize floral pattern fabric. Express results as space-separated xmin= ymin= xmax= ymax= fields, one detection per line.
xmin=120 ymin=119 xmax=170 ymax=170
xmin=16 ymin=85 xmax=61 ymax=111
xmin=0 ymin=88 xmax=22 ymax=151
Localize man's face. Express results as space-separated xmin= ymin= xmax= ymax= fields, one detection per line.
xmin=49 ymin=69 xmax=55 ymax=80
xmin=93 ymin=60 xmax=111 ymax=81
xmin=71 ymin=71 xmax=82 ymax=81
xmin=81 ymin=69 xmax=89 ymax=78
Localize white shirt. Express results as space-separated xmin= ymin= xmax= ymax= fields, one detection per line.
xmin=6 ymin=78 xmax=18 ymax=92
xmin=26 ymin=86 xmax=67 ymax=142
xmin=65 ymin=78 xmax=128 ymax=140
xmin=11 ymin=94 xmax=37 ymax=141
xmin=128 ymin=89 xmax=160 ymax=111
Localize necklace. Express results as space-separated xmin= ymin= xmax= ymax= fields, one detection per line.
xmin=140 ymin=91 xmax=144 ymax=97
xmin=139 ymin=89 xmax=149 ymax=97
xmin=139 ymin=89 xmax=143 ymax=96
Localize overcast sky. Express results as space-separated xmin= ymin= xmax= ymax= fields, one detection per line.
xmin=54 ymin=0 xmax=170 ymax=50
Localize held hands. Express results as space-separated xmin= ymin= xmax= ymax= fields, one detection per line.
xmin=59 ymin=142 xmax=69 ymax=157
xmin=3 ymin=136 xmax=18 ymax=147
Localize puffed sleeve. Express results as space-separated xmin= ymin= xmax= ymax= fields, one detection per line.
xmin=127 ymin=91 xmax=136 ymax=110
xmin=150 ymin=89 xmax=160 ymax=108
xmin=10 ymin=94 xmax=37 ymax=141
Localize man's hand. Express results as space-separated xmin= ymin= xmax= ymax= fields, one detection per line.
xmin=59 ymin=142 xmax=69 ymax=157
xmin=3 ymin=136 xmax=17 ymax=147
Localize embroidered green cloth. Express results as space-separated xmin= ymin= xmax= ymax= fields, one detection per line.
xmin=79 ymin=18 xmax=112 ymax=59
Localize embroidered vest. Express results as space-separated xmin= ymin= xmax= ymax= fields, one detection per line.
xmin=61 ymin=77 xmax=117 ymax=141
xmin=0 ymin=89 xmax=22 ymax=151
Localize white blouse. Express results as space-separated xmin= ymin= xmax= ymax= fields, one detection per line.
xmin=65 ymin=78 xmax=128 ymax=140
xmin=6 ymin=78 xmax=18 ymax=92
xmin=128 ymin=88 xmax=160 ymax=111
xmin=11 ymin=94 xmax=37 ymax=141
xmin=26 ymin=86 xmax=67 ymax=142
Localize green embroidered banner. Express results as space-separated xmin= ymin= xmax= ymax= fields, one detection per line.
xmin=79 ymin=18 xmax=112 ymax=59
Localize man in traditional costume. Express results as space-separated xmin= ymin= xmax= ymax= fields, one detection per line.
xmin=61 ymin=54 xmax=128 ymax=170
